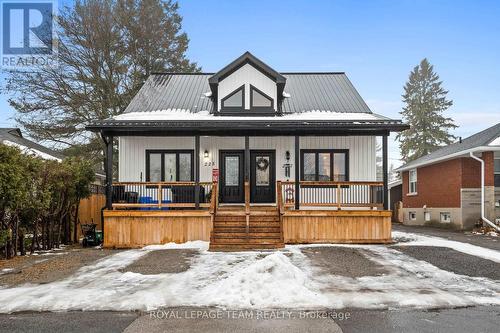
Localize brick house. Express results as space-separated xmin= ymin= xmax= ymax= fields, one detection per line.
xmin=396 ymin=123 xmax=500 ymax=230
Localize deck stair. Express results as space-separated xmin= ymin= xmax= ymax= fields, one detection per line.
xmin=209 ymin=207 xmax=284 ymax=251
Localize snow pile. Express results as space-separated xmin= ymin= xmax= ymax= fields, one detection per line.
xmin=393 ymin=231 xmax=500 ymax=263
xmin=192 ymin=251 xmax=327 ymax=308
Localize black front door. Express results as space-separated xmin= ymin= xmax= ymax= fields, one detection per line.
xmin=250 ymin=150 xmax=275 ymax=203
xmin=219 ymin=150 xmax=244 ymax=203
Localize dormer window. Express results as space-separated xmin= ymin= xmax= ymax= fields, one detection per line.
xmin=250 ymin=85 xmax=273 ymax=109
xmin=221 ymin=85 xmax=244 ymax=110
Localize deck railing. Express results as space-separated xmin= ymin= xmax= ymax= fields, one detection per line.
xmin=280 ymin=181 xmax=384 ymax=209
xmin=110 ymin=180 xmax=383 ymax=210
xmin=111 ymin=181 xmax=214 ymax=209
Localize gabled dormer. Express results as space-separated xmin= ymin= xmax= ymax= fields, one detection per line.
xmin=208 ymin=52 xmax=286 ymax=116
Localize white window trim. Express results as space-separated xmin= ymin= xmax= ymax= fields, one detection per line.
xmin=407 ymin=169 xmax=418 ymax=195
xmin=424 ymin=212 xmax=431 ymax=222
xmin=440 ymin=212 xmax=452 ymax=223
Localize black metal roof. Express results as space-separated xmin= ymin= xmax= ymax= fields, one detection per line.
xmin=208 ymin=51 xmax=286 ymax=84
xmin=87 ymin=52 xmax=409 ymax=134
xmin=397 ymin=122 xmax=500 ymax=171
xmin=122 ymin=72 xmax=373 ymax=115
xmin=0 ymin=128 xmax=65 ymax=160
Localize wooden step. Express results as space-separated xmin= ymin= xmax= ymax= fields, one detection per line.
xmin=212 ymin=232 xmax=282 ymax=238
xmin=213 ymin=216 xmax=279 ymax=220
xmin=212 ymin=228 xmax=281 ymax=234
xmin=215 ymin=211 xmax=278 ymax=217
xmin=213 ymin=221 xmax=281 ymax=225
xmin=213 ymin=225 xmax=281 ymax=230
xmin=214 ymin=220 xmax=280 ymax=226
xmin=210 ymin=237 xmax=282 ymax=243
xmin=210 ymin=207 xmax=283 ymax=251
xmin=209 ymin=243 xmax=285 ymax=251
xmin=213 ymin=216 xmax=246 ymax=221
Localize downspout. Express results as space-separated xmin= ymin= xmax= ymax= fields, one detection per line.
xmin=469 ymin=152 xmax=500 ymax=232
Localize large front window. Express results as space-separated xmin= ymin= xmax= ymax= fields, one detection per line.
xmin=146 ymin=150 xmax=193 ymax=182
xmin=301 ymin=150 xmax=348 ymax=181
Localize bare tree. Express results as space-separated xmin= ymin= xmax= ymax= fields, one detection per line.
xmin=6 ymin=0 xmax=199 ymax=163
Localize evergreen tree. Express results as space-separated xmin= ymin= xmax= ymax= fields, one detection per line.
xmin=396 ymin=59 xmax=456 ymax=162
xmin=6 ymin=0 xmax=199 ymax=163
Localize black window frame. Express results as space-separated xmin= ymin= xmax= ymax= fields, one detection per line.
xmin=300 ymin=149 xmax=349 ymax=182
xmin=145 ymin=150 xmax=194 ymax=182
xmin=220 ymin=84 xmax=245 ymax=113
xmin=250 ymin=84 xmax=274 ymax=112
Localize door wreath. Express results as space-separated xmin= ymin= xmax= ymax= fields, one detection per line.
xmin=256 ymin=157 xmax=269 ymax=171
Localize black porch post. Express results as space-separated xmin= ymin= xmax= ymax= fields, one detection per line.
xmin=194 ymin=135 xmax=200 ymax=209
xmin=294 ymin=135 xmax=300 ymax=210
xmin=105 ymin=135 xmax=113 ymax=210
xmin=244 ymin=136 xmax=250 ymax=181
xmin=382 ymin=134 xmax=389 ymax=210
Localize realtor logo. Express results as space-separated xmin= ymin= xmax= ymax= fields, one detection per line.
xmin=1 ymin=0 xmax=57 ymax=70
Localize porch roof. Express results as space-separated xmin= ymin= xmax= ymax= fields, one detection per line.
xmin=86 ymin=117 xmax=408 ymax=136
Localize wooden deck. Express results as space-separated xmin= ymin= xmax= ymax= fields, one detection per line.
xmin=102 ymin=208 xmax=391 ymax=249
xmin=103 ymin=210 xmax=212 ymax=248
xmin=102 ymin=180 xmax=391 ymax=249
xmin=282 ymin=210 xmax=391 ymax=244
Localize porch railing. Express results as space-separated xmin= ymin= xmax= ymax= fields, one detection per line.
xmin=280 ymin=181 xmax=384 ymax=209
xmin=111 ymin=181 xmax=214 ymax=209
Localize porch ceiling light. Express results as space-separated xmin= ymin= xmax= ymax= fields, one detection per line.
xmin=204 ymin=150 xmax=209 ymax=158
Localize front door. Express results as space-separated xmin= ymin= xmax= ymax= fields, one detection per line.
xmin=250 ymin=150 xmax=275 ymax=203
xmin=219 ymin=150 xmax=244 ymax=203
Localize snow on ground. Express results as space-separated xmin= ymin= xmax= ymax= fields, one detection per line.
xmin=393 ymin=230 xmax=500 ymax=263
xmin=0 ymin=234 xmax=499 ymax=312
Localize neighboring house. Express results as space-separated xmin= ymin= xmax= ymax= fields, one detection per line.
xmin=388 ymin=179 xmax=402 ymax=210
xmin=87 ymin=52 xmax=408 ymax=249
xmin=396 ymin=123 xmax=500 ymax=230
xmin=1 ymin=127 xmax=106 ymax=185
xmin=0 ymin=128 xmax=64 ymax=161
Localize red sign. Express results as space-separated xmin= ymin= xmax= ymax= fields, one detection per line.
xmin=212 ymin=168 xmax=219 ymax=182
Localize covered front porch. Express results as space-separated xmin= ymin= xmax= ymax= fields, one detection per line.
xmin=103 ymin=179 xmax=391 ymax=248
xmin=88 ymin=117 xmax=405 ymax=249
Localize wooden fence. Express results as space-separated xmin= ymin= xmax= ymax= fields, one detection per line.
xmin=77 ymin=184 xmax=106 ymax=238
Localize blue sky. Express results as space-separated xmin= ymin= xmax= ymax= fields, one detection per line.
xmin=1 ymin=0 xmax=500 ymax=165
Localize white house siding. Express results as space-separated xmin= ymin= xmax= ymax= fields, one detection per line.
xmin=118 ymin=136 xmax=376 ymax=182
xmin=217 ymin=63 xmax=277 ymax=111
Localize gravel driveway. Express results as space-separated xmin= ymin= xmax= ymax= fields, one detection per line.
xmin=0 ymin=246 xmax=123 ymax=286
